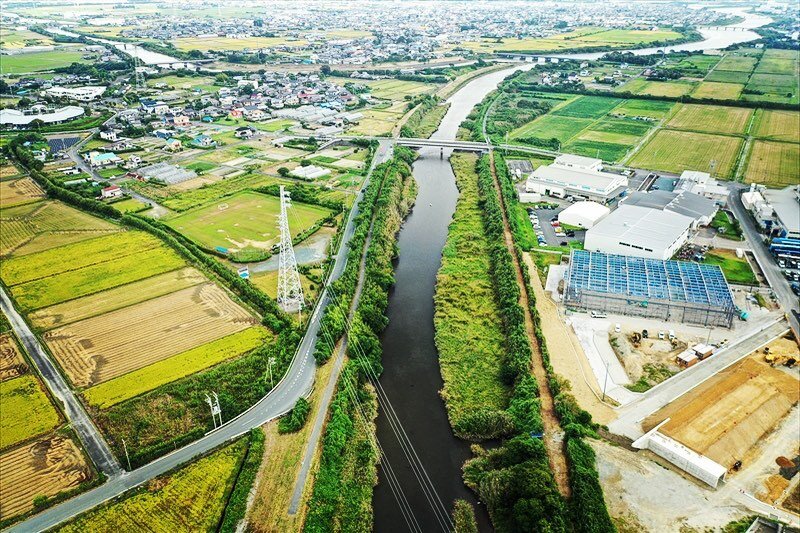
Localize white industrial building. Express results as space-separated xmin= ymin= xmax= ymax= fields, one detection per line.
xmin=633 ymin=429 xmax=727 ymax=488
xmin=763 ymin=186 xmax=800 ymax=239
xmin=525 ymin=154 xmax=628 ymax=203
xmin=557 ymin=201 xmax=610 ymax=229
xmin=675 ymin=170 xmax=729 ymax=204
xmin=0 ymin=105 xmax=84 ymax=127
xmin=44 ymin=85 xmax=106 ymax=101
xmin=621 ymin=189 xmax=718 ymax=228
xmin=584 ymin=204 xmax=693 ymax=260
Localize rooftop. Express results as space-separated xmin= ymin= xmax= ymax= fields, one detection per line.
xmin=529 ymin=164 xmax=627 ymax=195
xmin=587 ymin=204 xmax=693 ymax=251
xmin=0 ymin=106 xmax=84 ymax=126
xmin=623 ymin=190 xmax=717 ymax=222
xmin=763 ymin=186 xmax=800 ymax=235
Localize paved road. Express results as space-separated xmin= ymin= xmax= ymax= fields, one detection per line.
xmin=7 ymin=140 xmax=395 ymax=533
xmin=608 ymin=319 xmax=789 ymax=440
xmin=728 ymin=185 xmax=800 ymax=339
xmin=288 ymin=139 xmax=395 ymax=514
xmin=0 ymin=287 xmax=121 ymax=477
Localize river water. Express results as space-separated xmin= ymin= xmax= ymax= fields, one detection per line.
xmin=372 ymin=9 xmax=769 ymax=533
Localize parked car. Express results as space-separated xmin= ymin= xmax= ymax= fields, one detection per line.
xmin=566 ymin=231 xmax=576 ymax=237
xmin=614 ymin=323 xmax=621 ymax=333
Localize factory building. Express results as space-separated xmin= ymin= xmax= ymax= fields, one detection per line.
xmin=557 ymin=201 xmax=610 ymax=229
xmin=621 ymin=189 xmax=718 ymax=228
xmin=584 ymin=204 xmax=693 ymax=260
xmin=0 ymin=105 xmax=84 ymax=127
xmin=563 ymin=250 xmax=736 ymax=328
xmin=524 ymin=154 xmax=628 ymax=203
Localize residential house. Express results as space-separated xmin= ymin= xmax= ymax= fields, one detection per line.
xmin=85 ymin=151 xmax=122 ymax=168
xmin=101 ymin=185 xmax=123 ymax=199
xmin=234 ymin=126 xmax=256 ymax=139
xmin=163 ymin=138 xmax=182 ymax=152
xmin=192 ymin=134 xmax=216 ymax=147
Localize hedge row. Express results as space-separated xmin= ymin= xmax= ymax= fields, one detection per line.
xmin=278 ymin=397 xmax=311 ymax=434
xmin=218 ymin=428 xmax=266 ymax=533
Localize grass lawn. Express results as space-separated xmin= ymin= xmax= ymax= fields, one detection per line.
xmin=529 ymin=251 xmax=563 ymax=281
xmin=164 ymin=191 xmax=332 ymax=254
xmin=704 ymin=249 xmax=756 ymax=285
xmin=690 ymin=81 xmax=744 ymax=100
xmin=185 ymin=161 xmax=217 ymax=173
xmin=710 ymin=210 xmax=743 ymax=241
xmin=627 ymin=129 xmax=742 ymax=178
xmin=0 ymin=50 xmax=89 ymax=74
xmin=83 ymin=327 xmax=271 ymax=408
xmin=434 ymin=154 xmax=508 ymax=437
xmin=620 ymin=78 xmax=696 ymax=97
xmin=665 ymin=103 xmax=753 ymax=135
xmin=611 ymin=98 xmax=674 ymax=119
xmin=752 ymin=109 xmax=800 ymax=142
xmin=111 ymin=198 xmax=148 ymax=213
xmin=744 ymin=140 xmax=800 ymax=188
xmin=0 ymin=374 xmax=60 ymax=449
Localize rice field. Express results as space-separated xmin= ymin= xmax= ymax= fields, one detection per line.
xmin=459 ymin=27 xmax=683 ymax=53
xmin=56 ymin=440 xmax=245 ymax=533
xmin=0 ymin=435 xmax=91 ymax=521
xmin=45 ymin=283 xmax=257 ymax=388
xmin=690 ymin=81 xmax=744 ymax=100
xmin=0 ymin=334 xmax=27 ymax=382
xmin=0 ymin=50 xmax=89 ymax=75
xmin=705 ymin=69 xmax=751 ymax=84
xmin=0 ymin=374 xmax=61 ymax=449
xmin=627 ymin=129 xmax=743 ymax=178
xmin=510 ymin=114 xmax=593 ymax=143
xmin=83 ymin=327 xmax=270 ymax=408
xmin=744 ymin=141 xmax=800 ymax=188
xmin=752 ymin=109 xmax=800 ymax=142
xmin=551 ymin=96 xmax=623 ymax=119
xmin=0 ymin=178 xmax=44 ymax=208
xmin=715 ymin=54 xmax=759 ymax=72
xmin=665 ymin=104 xmax=753 ymax=135
xmin=610 ymin=99 xmax=674 ymax=119
xmin=4 ymin=240 xmax=185 ymax=311
xmin=29 ymin=267 xmax=206 ymax=330
xmin=620 ymin=78 xmax=696 ymax=97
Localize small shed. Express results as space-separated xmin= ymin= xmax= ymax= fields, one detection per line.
xmin=558 ymin=201 xmax=610 ymax=229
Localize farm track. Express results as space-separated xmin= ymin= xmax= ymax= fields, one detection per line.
xmin=487 ymin=152 xmax=571 ymax=498
xmin=46 ymin=283 xmax=256 ymax=388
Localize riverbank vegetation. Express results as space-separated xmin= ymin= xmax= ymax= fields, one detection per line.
xmin=434 ymin=153 xmax=511 ymax=439
xmin=304 ymin=148 xmax=417 ymax=531
xmin=401 ymin=95 xmax=451 ymax=139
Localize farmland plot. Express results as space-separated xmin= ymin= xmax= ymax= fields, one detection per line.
xmin=0 ymin=333 xmax=27 ymax=382
xmin=0 ymin=374 xmax=61 ymax=449
xmin=744 ymin=141 xmax=800 ymax=188
xmin=29 ymin=267 xmax=206 ymax=330
xmin=611 ymin=99 xmax=674 ymax=119
xmin=45 ymin=283 xmax=258 ymax=388
xmin=56 ymin=441 xmax=244 ymax=533
xmin=715 ymin=54 xmax=758 ymax=72
xmin=690 ymin=81 xmax=743 ymax=100
xmin=551 ymin=96 xmax=623 ymax=119
xmin=752 ymin=109 xmax=800 ymax=142
xmin=0 ymin=178 xmax=44 ymax=207
xmin=0 ymin=436 xmax=91 ymax=521
xmin=628 ymin=129 xmax=742 ymax=178
xmin=665 ymin=104 xmax=753 ymax=135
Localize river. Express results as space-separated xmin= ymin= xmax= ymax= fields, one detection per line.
xmin=371 ymin=8 xmax=769 ymax=533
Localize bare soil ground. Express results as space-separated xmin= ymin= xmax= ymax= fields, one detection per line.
xmin=45 ymin=283 xmax=257 ymax=387
xmin=525 ymin=256 xmax=615 ymax=425
xmin=0 ymin=435 xmax=91 ymax=520
xmin=0 ymin=333 xmax=27 ymax=382
xmin=610 ymin=331 xmax=684 ymax=387
xmin=644 ymin=354 xmax=799 ymax=469
xmin=489 ymin=154 xmax=571 ymax=497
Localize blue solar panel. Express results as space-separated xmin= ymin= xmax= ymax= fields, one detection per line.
xmin=567 ymin=250 xmax=734 ymax=311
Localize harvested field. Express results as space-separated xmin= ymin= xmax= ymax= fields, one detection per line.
xmin=56 ymin=440 xmax=244 ymax=533
xmin=0 ymin=163 xmax=22 ymax=179
xmin=621 ymin=78 xmax=695 ymax=97
xmin=29 ymin=267 xmax=206 ymax=330
xmin=0 ymin=435 xmax=91 ymax=521
xmin=0 ymin=178 xmax=44 ymax=207
xmin=744 ymin=140 xmax=800 ymax=188
xmin=0 ymin=200 xmax=120 ymax=257
xmin=752 ymin=109 xmax=800 ymax=142
xmin=666 ymin=104 xmax=753 ymax=135
xmin=83 ymin=327 xmax=270 ymax=408
xmin=0 ymin=333 xmax=27 ymax=382
xmin=0 ymin=374 xmax=61 ymax=449
xmin=690 ymin=81 xmax=743 ymax=100
xmin=644 ymin=356 xmax=799 ymax=469
xmin=45 ymin=283 xmax=257 ymax=388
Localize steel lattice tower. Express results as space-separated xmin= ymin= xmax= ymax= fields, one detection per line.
xmin=277 ymin=186 xmax=304 ymax=316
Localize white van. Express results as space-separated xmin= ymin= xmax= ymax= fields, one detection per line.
xmin=668 ymin=329 xmax=675 ymax=340
xmin=658 ymin=331 xmax=666 ymax=340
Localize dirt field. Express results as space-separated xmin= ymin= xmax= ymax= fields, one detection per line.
xmin=524 ymin=254 xmax=615 ymax=424
xmin=0 ymin=178 xmax=44 ymax=208
xmin=45 ymin=283 xmax=257 ymax=387
xmin=29 ymin=267 xmax=206 ymax=330
xmin=645 ymin=355 xmax=799 ymax=469
xmin=609 ymin=332 xmax=683 ymax=391
xmin=0 ymin=435 xmax=91 ymax=520
xmin=0 ymin=333 xmax=27 ymax=382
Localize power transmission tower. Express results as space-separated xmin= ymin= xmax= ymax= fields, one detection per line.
xmin=277 ymin=186 xmax=304 ymax=317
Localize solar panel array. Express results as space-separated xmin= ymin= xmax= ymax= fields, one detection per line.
xmin=567 ymin=249 xmax=734 ymax=310
xmin=47 ymin=136 xmax=80 ymax=152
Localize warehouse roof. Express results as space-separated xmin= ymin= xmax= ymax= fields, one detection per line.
xmin=623 ymin=190 xmax=717 ymax=222
xmin=558 ymin=201 xmax=610 ymax=223
xmin=529 ymin=164 xmax=627 ymax=195
xmin=763 ymin=186 xmax=800 ymax=236
xmin=554 ymin=154 xmax=602 ymax=169
xmin=0 ymin=106 xmax=84 ymax=126
xmin=567 ymin=249 xmax=734 ymax=309
xmin=587 ymin=204 xmax=693 ymax=252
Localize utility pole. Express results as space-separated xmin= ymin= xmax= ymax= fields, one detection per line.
xmin=267 ymin=356 xmax=276 ymax=389
xmin=601 ymin=360 xmax=610 ymax=402
xmin=121 ymin=438 xmax=132 ymax=471
xmin=277 ymin=185 xmax=304 ymax=318
xmin=205 ymin=392 xmax=222 ymax=429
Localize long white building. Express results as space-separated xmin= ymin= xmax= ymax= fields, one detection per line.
xmin=525 ymin=154 xmax=628 ymax=203
xmin=0 ymin=105 xmax=84 ymax=127
xmin=584 ymin=204 xmax=693 ymax=260
xmin=44 ymin=86 xmax=106 ymax=102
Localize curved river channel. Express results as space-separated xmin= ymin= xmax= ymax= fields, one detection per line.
xmin=372 ymin=10 xmax=769 ymax=533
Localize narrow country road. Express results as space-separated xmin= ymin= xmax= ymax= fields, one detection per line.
xmin=6 ymin=140 xmax=395 ymax=533
xmin=0 ymin=287 xmax=121 ymax=477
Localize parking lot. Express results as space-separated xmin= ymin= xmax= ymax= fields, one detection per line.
xmin=527 ymin=203 xmax=586 ymax=247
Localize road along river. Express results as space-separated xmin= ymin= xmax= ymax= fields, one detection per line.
xmin=371 ymin=9 xmax=770 ymax=533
